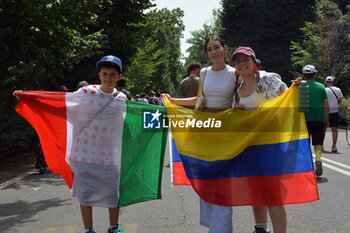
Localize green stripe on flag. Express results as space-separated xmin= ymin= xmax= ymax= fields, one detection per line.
xmin=118 ymin=101 xmax=168 ymax=207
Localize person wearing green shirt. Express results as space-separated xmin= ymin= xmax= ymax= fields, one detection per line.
xmin=302 ymin=65 xmax=329 ymax=177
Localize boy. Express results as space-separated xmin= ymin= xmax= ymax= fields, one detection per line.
xmin=72 ymin=55 xmax=127 ymax=233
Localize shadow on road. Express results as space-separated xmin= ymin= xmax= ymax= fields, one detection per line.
xmin=0 ymin=169 xmax=64 ymax=190
xmin=0 ymin=198 xmax=71 ymax=232
xmin=322 ymin=150 xmax=340 ymax=155
xmin=316 ymin=177 xmax=328 ymax=183
xmin=0 ymin=153 xmax=65 ymax=190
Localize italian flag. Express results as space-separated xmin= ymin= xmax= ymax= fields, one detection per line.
xmin=15 ymin=89 xmax=168 ymax=207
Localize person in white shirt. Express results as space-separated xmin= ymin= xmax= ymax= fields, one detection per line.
xmin=163 ymin=35 xmax=236 ymax=233
xmin=325 ymin=76 xmax=343 ymax=152
xmin=138 ymin=93 xmax=149 ymax=104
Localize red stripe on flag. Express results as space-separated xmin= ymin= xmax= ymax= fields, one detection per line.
xmin=190 ymin=171 xmax=319 ymax=206
xmin=15 ymin=91 xmax=73 ymax=188
xmin=172 ymin=162 xmax=191 ymax=186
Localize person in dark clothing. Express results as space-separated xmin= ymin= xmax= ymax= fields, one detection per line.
xmin=116 ymin=77 xmax=132 ymax=100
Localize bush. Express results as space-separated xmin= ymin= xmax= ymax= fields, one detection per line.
xmin=0 ymin=109 xmax=36 ymax=159
xmin=339 ymin=97 xmax=350 ymax=127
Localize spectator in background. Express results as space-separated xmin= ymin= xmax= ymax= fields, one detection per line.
xmin=149 ymin=91 xmax=159 ymax=105
xmin=178 ymin=62 xmax=201 ymax=98
xmin=302 ymin=65 xmax=329 ymax=177
xmin=116 ymin=77 xmax=132 ymax=100
xmin=138 ymin=93 xmax=148 ymax=104
xmin=255 ymin=59 xmax=262 ymax=70
xmin=76 ymin=81 xmax=89 ymax=91
xmin=177 ymin=62 xmax=201 ymax=109
xmin=59 ymin=85 xmax=69 ymax=92
xmin=34 ymin=80 xmax=61 ymax=174
xmin=157 ymin=92 xmax=165 ymax=106
xmin=324 ymin=76 xmax=343 ymax=152
xmin=134 ymin=94 xmax=140 ymax=102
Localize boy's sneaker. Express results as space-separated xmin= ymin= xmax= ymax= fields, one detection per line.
xmin=331 ymin=147 xmax=337 ymax=153
xmin=253 ymin=226 xmax=270 ymax=233
xmin=315 ymin=159 xmax=323 ymax=176
xmin=108 ymin=224 xmax=122 ymax=233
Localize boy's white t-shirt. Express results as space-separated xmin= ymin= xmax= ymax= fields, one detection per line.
xmin=67 ymin=84 xmax=127 ymax=207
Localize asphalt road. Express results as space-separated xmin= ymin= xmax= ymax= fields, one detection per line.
xmin=0 ymin=128 xmax=349 ymax=233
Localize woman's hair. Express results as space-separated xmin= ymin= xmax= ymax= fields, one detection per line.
xmin=204 ymin=35 xmax=228 ymax=64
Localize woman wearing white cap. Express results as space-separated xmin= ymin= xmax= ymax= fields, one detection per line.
xmin=232 ymin=46 xmax=288 ymax=233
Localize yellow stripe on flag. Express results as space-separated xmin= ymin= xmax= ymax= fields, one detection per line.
xmin=165 ymin=84 xmax=309 ymax=162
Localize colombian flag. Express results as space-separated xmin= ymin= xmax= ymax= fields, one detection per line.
xmin=166 ymin=84 xmax=319 ymax=206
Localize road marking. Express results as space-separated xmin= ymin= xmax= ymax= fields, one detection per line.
xmin=313 ymin=155 xmax=350 ymax=177
xmin=321 ymin=156 xmax=350 ymax=170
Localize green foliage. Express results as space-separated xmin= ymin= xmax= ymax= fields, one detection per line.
xmin=0 ymin=0 xmax=104 ymax=91
xmin=290 ymin=0 xmax=350 ymax=94
xmin=96 ymin=0 xmax=154 ymax=65
xmin=339 ymin=97 xmax=350 ymax=126
xmin=290 ymin=22 xmax=324 ymax=79
xmin=185 ymin=9 xmax=224 ymax=68
xmin=334 ymin=5 xmax=350 ymax=96
xmin=64 ymin=0 xmax=154 ymax=89
xmin=184 ymin=8 xmax=235 ymax=75
xmin=138 ymin=8 xmax=185 ymax=95
xmin=124 ymin=40 xmax=165 ymax=95
xmin=221 ymin=0 xmax=317 ymax=83
xmin=0 ymin=0 xmax=154 ymax=158
xmin=0 ymin=110 xmax=36 ymax=158
xmin=331 ymin=0 xmax=349 ymax=14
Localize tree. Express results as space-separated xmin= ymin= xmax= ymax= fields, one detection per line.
xmin=0 ymin=0 xmax=105 ymax=157
xmin=290 ymin=0 xmax=350 ymax=95
xmin=0 ymin=0 xmax=154 ymax=157
xmin=96 ymin=0 xmax=154 ymax=65
xmin=185 ymin=9 xmax=225 ymax=69
xmin=334 ymin=5 xmax=350 ymax=95
xmin=290 ymin=1 xmax=342 ymax=78
xmin=123 ymin=40 xmax=164 ymax=95
xmin=0 ymin=0 xmax=103 ymax=92
xmin=64 ymin=0 xmax=154 ymax=90
xmin=332 ymin=0 xmax=349 ymax=14
xmin=142 ymin=8 xmax=185 ymax=94
xmin=221 ymin=0 xmax=317 ymax=83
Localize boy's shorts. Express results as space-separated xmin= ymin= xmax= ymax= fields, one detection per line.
xmin=329 ymin=113 xmax=339 ymax=127
xmin=306 ymin=121 xmax=325 ymax=146
xmin=69 ymin=159 xmax=120 ymax=208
